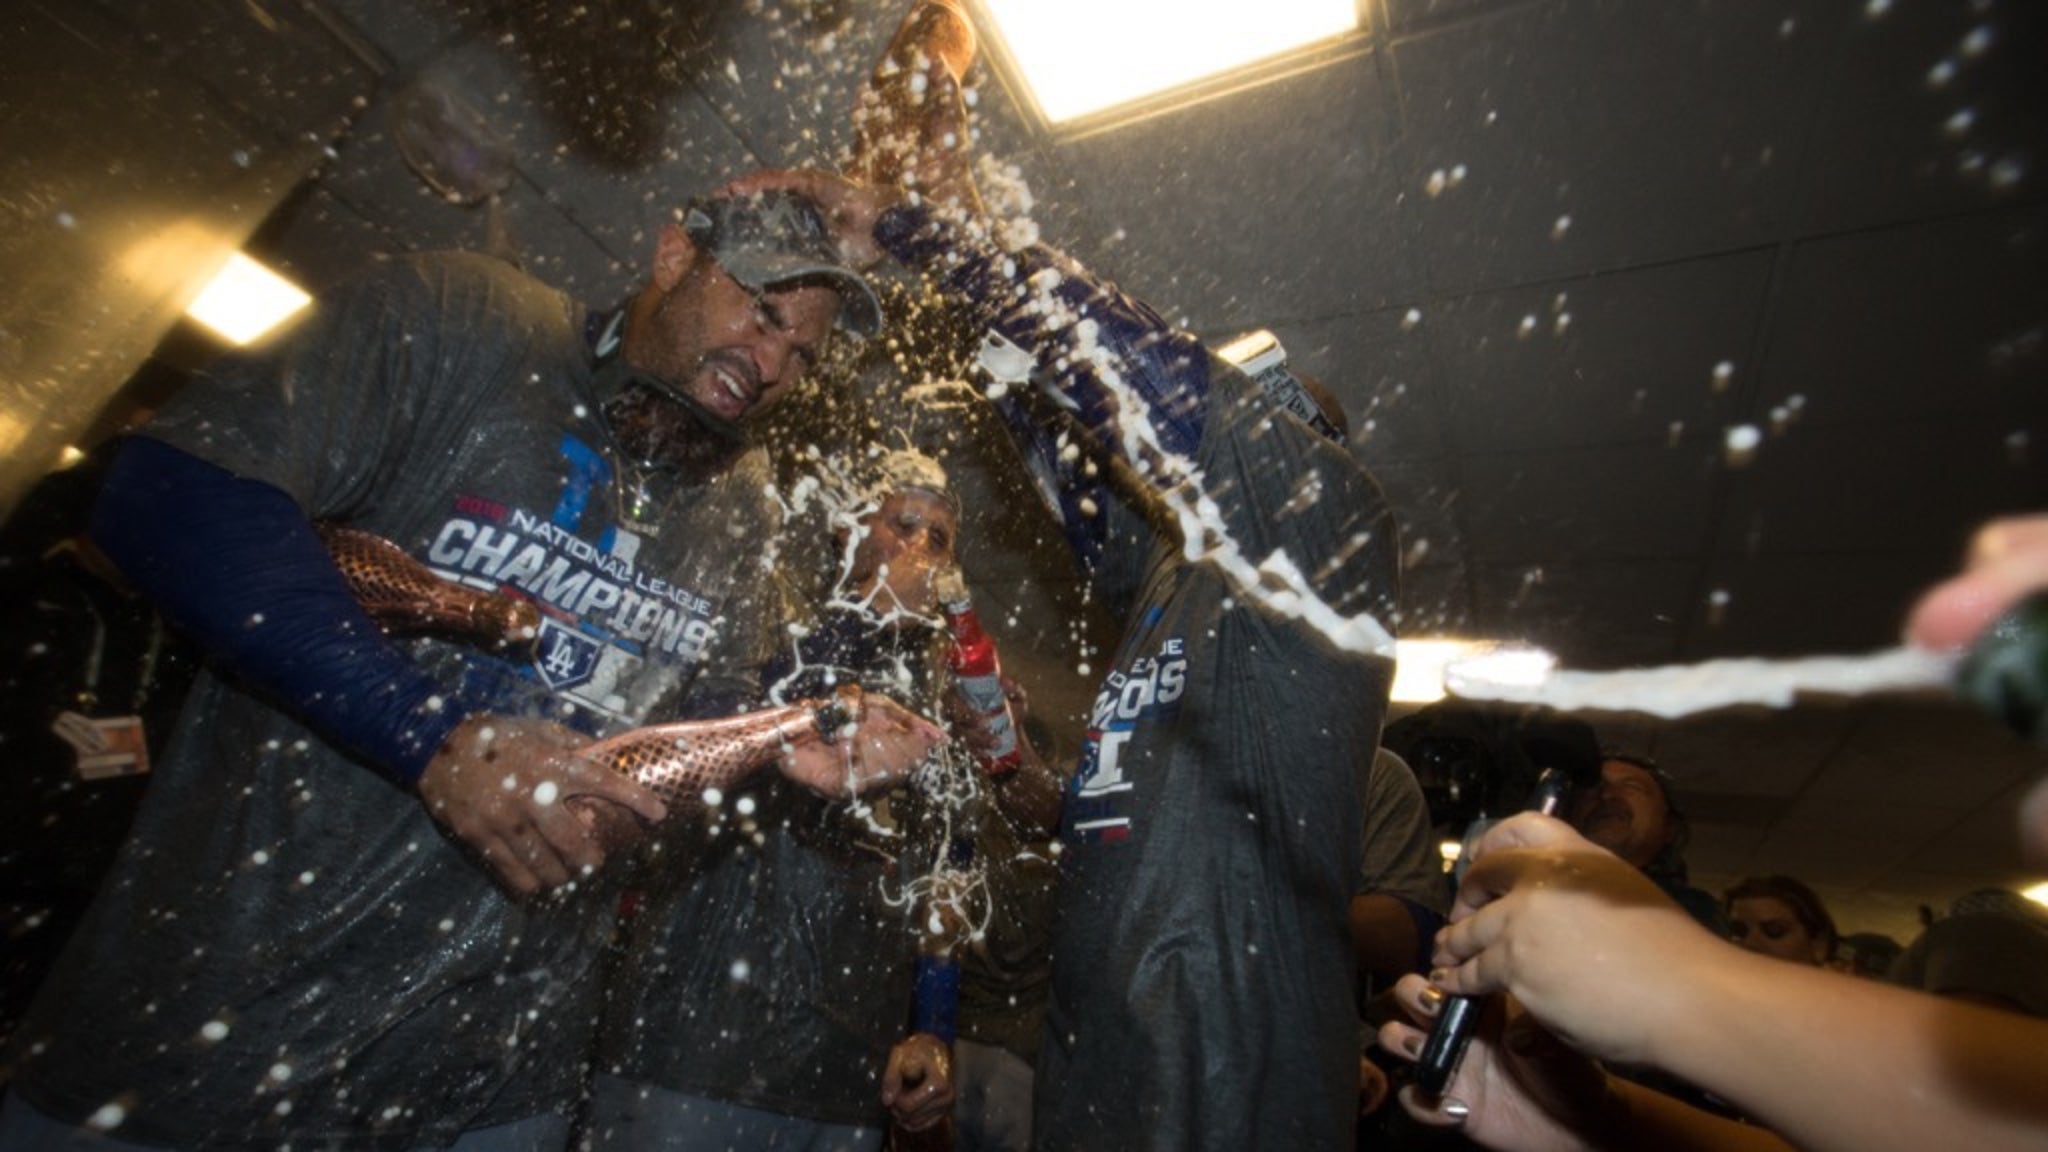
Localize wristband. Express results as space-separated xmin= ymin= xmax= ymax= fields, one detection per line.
xmin=911 ymin=954 xmax=960 ymax=1045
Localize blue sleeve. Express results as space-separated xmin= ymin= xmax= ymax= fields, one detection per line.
xmin=876 ymin=203 xmax=1216 ymax=569
xmin=90 ymin=436 xmax=472 ymax=785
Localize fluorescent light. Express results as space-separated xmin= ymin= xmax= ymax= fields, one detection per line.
xmin=1449 ymin=645 xmax=1559 ymax=692
xmin=1391 ymin=639 xmax=1477 ymax=704
xmin=2025 ymin=881 xmax=2048 ymax=909
xmin=979 ymin=0 xmax=1359 ymax=124
xmin=1391 ymin=638 xmax=1558 ymax=704
xmin=185 ymin=253 xmax=310 ymax=346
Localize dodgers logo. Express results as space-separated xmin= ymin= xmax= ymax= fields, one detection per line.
xmin=534 ymin=618 xmax=603 ymax=692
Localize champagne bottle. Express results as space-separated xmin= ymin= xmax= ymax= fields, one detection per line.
xmin=850 ymin=0 xmax=978 ymax=191
xmin=571 ymin=686 xmax=862 ymax=848
xmin=1955 ymin=592 xmax=2048 ymax=746
xmin=317 ymin=522 xmax=539 ymax=652
xmin=936 ymin=569 xmax=1020 ymax=775
xmin=892 ymin=833 xmax=971 ymax=1152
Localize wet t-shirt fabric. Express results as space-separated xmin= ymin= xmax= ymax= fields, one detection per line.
xmin=879 ymin=207 xmax=1400 ymax=1152
xmin=8 ymin=251 xmax=779 ymax=1149
xmin=598 ymin=607 xmax=945 ymax=1127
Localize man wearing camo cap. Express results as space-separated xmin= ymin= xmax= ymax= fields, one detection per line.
xmin=0 ymin=184 xmax=941 ymax=1151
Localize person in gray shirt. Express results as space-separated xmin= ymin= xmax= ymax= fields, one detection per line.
xmin=0 ymin=188 xmax=942 ymax=1151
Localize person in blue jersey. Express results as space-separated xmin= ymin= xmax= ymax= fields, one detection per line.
xmin=728 ymin=161 xmax=1402 ymax=1151
xmin=0 ymin=188 xmax=945 ymax=1151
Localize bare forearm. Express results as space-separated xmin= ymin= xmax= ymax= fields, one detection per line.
xmin=1652 ymin=949 xmax=2048 ymax=1151
xmin=1593 ymin=1076 xmax=1794 ymax=1152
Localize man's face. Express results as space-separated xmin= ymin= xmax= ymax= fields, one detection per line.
xmin=847 ymin=489 xmax=958 ymax=618
xmin=1571 ymin=759 xmax=1673 ymax=870
xmin=623 ymin=224 xmax=842 ymax=425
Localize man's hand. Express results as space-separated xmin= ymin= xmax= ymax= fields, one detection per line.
xmin=1907 ymin=514 xmax=2048 ymax=651
xmin=779 ymin=692 xmax=947 ymax=798
xmin=852 ymin=66 xmax=984 ymax=216
xmin=418 ymin=714 xmax=667 ymax=896
xmin=881 ymin=1032 xmax=956 ymax=1132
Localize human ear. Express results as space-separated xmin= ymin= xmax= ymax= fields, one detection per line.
xmin=652 ymin=224 xmax=699 ymax=291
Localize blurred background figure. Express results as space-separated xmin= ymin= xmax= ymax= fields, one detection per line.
xmin=1724 ymin=875 xmax=1839 ymax=967
xmin=949 ymin=706 xmax=1062 ymax=1152
xmin=0 ymin=439 xmax=198 ymax=1050
xmin=1569 ymin=754 xmax=1726 ymax=934
xmin=1889 ymin=887 xmax=2048 ymax=1019
xmin=1835 ymin=931 xmax=1906 ymax=980
xmin=1352 ymin=747 xmax=1453 ymax=993
xmin=591 ymin=446 xmax=1061 ymax=1151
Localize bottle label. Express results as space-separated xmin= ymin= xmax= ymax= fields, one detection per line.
xmin=955 ymin=672 xmax=1004 ymax=713
xmin=955 ymin=672 xmax=1018 ymax=760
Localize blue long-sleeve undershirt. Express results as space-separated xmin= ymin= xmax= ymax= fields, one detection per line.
xmin=875 ymin=203 xmax=1216 ymax=574
xmin=91 ymin=436 xmax=471 ymax=785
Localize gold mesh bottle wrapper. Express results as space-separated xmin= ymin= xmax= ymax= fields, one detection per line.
xmin=318 ymin=523 xmax=540 ymax=652
xmin=850 ymin=0 xmax=978 ymax=188
xmin=568 ymin=685 xmax=862 ymax=849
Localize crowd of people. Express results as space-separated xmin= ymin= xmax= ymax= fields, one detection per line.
xmin=3 ymin=3 xmax=2046 ymax=1151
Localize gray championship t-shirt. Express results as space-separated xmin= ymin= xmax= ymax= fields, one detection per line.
xmin=9 ymin=251 xmax=779 ymax=1149
xmin=1036 ymin=363 xmax=1398 ymax=1152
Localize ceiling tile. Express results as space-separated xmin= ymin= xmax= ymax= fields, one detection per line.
xmin=81 ymin=0 xmax=378 ymax=140
xmin=1746 ymin=821 xmax=1929 ymax=890
xmin=1381 ymin=0 xmax=1537 ymax=36
xmin=1891 ymin=775 xmax=2041 ymax=880
xmin=1392 ymin=558 xmax=1474 ymax=636
xmin=1466 ymin=556 xmax=1698 ymax=666
xmin=1389 ymin=0 xmax=1836 ymax=294
xmin=1757 ymin=206 xmax=2048 ymax=427
xmin=318 ymin=0 xmax=465 ymax=73
xmin=1367 ymin=456 xmax=1469 ymax=572
xmin=1713 ymin=420 xmax=2046 ymax=562
xmin=683 ymin=0 xmax=888 ymax=167
xmin=1049 ymin=50 xmax=1413 ymax=330
xmin=1689 ymin=550 xmax=1944 ymax=659
xmin=1647 ymin=704 xmax=1859 ymax=799
xmin=1426 ymin=252 xmax=1772 ymax=455
xmin=1800 ymin=2 xmax=2048 ymax=234
xmin=1456 ymin=441 xmax=1721 ymax=563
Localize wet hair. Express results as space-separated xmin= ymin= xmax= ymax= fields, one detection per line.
xmin=860 ymin=447 xmax=956 ymax=516
xmin=1725 ymin=874 xmax=1840 ymax=961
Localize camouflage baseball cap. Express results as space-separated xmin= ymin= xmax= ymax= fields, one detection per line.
xmin=682 ymin=189 xmax=884 ymax=338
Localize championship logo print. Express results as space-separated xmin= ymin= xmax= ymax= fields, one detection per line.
xmin=534 ymin=617 xmax=604 ymax=692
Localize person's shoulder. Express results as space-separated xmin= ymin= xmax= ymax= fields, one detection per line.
xmin=363 ymin=250 xmax=574 ymax=332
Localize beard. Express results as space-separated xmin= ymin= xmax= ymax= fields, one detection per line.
xmin=600 ymin=377 xmax=749 ymax=487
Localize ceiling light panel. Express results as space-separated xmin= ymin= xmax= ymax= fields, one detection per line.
xmin=978 ymin=0 xmax=1360 ymax=124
